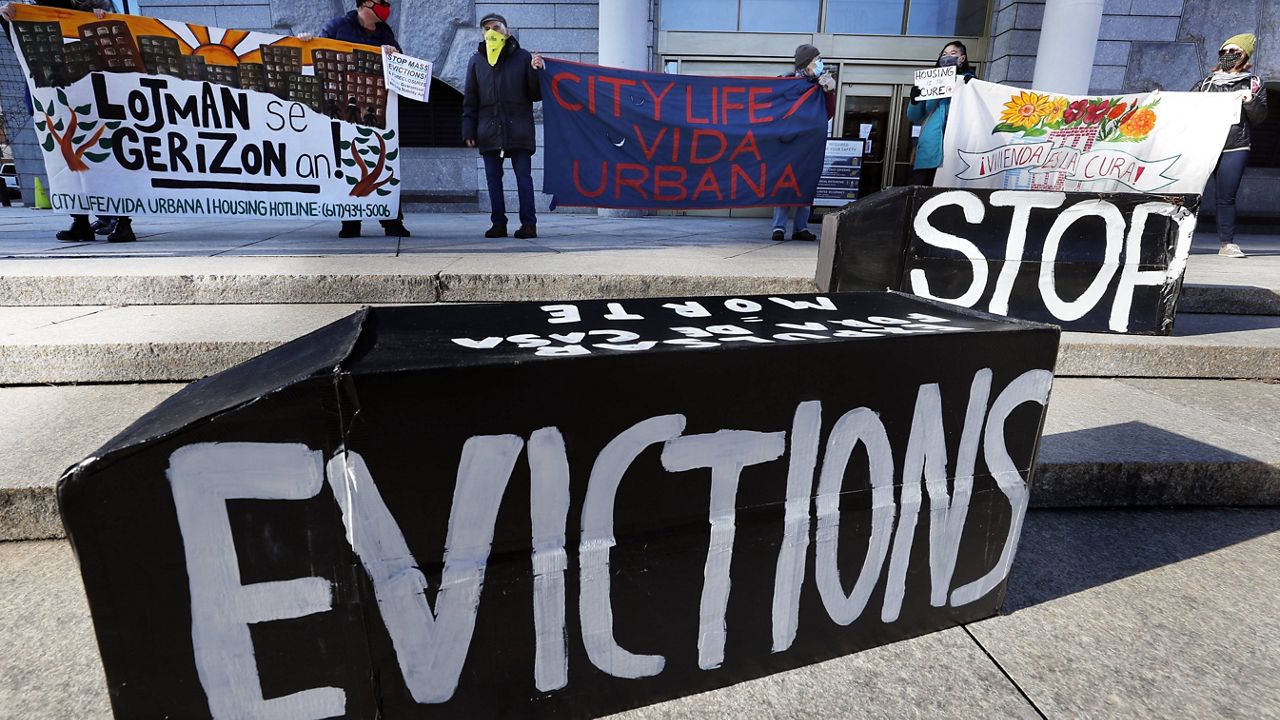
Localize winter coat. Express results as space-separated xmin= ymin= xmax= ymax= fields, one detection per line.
xmin=461 ymin=35 xmax=541 ymax=154
xmin=1191 ymin=72 xmax=1269 ymax=151
xmin=320 ymin=11 xmax=401 ymax=52
xmin=907 ymin=72 xmax=974 ymax=170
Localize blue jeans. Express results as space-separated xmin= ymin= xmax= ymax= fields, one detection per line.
xmin=483 ymin=151 xmax=537 ymax=228
xmin=772 ymin=205 xmax=811 ymax=233
xmin=1211 ymin=150 xmax=1249 ymax=245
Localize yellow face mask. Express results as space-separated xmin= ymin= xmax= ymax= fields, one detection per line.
xmin=484 ymin=29 xmax=506 ymax=66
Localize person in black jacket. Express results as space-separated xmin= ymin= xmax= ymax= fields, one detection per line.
xmin=306 ymin=0 xmax=411 ymax=238
xmin=462 ymin=13 xmax=543 ymax=239
xmin=1192 ymin=33 xmax=1269 ymax=258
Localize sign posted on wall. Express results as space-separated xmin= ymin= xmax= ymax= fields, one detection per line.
xmin=6 ymin=5 xmax=400 ymax=219
xmin=61 ymin=294 xmax=1059 ymax=718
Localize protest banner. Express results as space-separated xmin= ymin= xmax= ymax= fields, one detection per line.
xmin=539 ymin=58 xmax=829 ymax=210
xmin=815 ymin=186 xmax=1200 ymax=334
xmin=938 ymin=79 xmax=1240 ymax=194
xmin=6 ymin=5 xmax=400 ymax=219
xmin=383 ymin=48 xmax=432 ymax=103
xmin=913 ymin=66 xmax=956 ymax=100
xmin=814 ymin=139 xmax=864 ymax=207
xmin=61 ymin=294 xmax=1058 ymax=718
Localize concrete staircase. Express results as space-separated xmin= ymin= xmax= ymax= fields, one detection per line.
xmin=1 ymin=229 xmax=1279 ymax=542
xmin=1 ymin=211 xmax=1278 ymax=717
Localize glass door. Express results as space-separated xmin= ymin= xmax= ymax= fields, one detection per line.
xmin=839 ymin=85 xmax=892 ymax=198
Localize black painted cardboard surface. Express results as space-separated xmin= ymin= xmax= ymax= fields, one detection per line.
xmin=814 ymin=186 xmax=1201 ymax=334
xmin=59 ymin=293 xmax=1060 ymax=719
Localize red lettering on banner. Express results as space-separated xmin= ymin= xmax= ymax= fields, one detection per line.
xmin=599 ymin=76 xmax=639 ymax=118
xmin=572 ymin=160 xmax=607 ymax=198
xmin=641 ymin=80 xmax=675 ymax=122
xmin=671 ymin=128 xmax=681 ymax=162
xmin=551 ymin=73 xmax=583 ymax=112
xmin=731 ymin=164 xmax=766 ymax=199
xmin=771 ymin=163 xmax=802 ymax=198
xmin=691 ymin=130 xmax=728 ymax=164
xmin=748 ymin=87 xmax=774 ymax=123
xmin=634 ymin=125 xmax=667 ymax=162
xmin=685 ymin=86 xmax=712 ymax=125
xmin=654 ymin=165 xmax=689 ymax=201
xmin=588 ymin=75 xmax=597 ymax=115
xmin=721 ymin=86 xmax=747 ymax=124
xmin=692 ymin=167 xmax=723 ymax=201
xmin=615 ymin=163 xmax=650 ymax=199
xmin=728 ymin=131 xmax=761 ymax=162
xmin=782 ymin=86 xmax=818 ymax=119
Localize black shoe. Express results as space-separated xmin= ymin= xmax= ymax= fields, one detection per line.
xmin=90 ymin=218 xmax=116 ymax=235
xmin=106 ymin=218 xmax=136 ymax=243
xmin=382 ymin=220 xmax=410 ymax=237
xmin=771 ymin=229 xmax=786 ymax=242
xmin=56 ymin=218 xmax=95 ymax=242
xmin=792 ymin=229 xmax=817 ymax=242
xmin=485 ymin=224 xmax=508 ymax=238
xmin=513 ymin=224 xmax=537 ymax=239
xmin=339 ymin=221 xmax=361 ymax=238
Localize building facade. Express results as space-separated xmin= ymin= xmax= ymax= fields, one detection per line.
xmin=0 ymin=0 xmax=1274 ymax=214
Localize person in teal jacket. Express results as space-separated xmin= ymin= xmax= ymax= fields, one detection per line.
xmin=907 ymin=41 xmax=975 ymax=186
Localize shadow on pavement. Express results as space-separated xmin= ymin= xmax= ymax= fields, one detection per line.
xmin=1003 ymin=507 xmax=1280 ymax=613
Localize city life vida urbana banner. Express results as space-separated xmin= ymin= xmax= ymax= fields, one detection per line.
xmin=938 ymin=78 xmax=1242 ymax=194
xmin=7 ymin=5 xmax=400 ymax=219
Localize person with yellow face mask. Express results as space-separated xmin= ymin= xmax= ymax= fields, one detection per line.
xmin=462 ymin=13 xmax=544 ymax=239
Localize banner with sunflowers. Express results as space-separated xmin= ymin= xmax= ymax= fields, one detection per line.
xmin=7 ymin=5 xmax=400 ymax=219
xmin=938 ymin=79 xmax=1242 ymax=194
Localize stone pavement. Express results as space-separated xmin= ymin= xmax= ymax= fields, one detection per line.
xmin=2 ymin=508 xmax=1276 ymax=718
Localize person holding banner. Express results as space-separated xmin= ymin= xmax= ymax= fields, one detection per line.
xmin=2 ymin=0 xmax=137 ymax=242
xmin=770 ymin=44 xmax=836 ymax=242
xmin=1193 ymin=33 xmax=1269 ymax=259
xmin=462 ymin=13 xmax=542 ymax=240
xmin=907 ymin=41 xmax=975 ymax=186
xmin=306 ymin=0 xmax=412 ymax=239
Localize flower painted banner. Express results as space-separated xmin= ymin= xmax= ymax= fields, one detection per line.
xmin=937 ymin=79 xmax=1242 ymax=194
xmin=6 ymin=4 xmax=400 ymax=219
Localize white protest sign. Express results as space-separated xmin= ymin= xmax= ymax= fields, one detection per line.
xmin=914 ymin=66 xmax=956 ymax=100
xmin=382 ymin=48 xmax=433 ymax=103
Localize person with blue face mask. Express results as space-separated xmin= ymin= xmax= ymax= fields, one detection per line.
xmin=907 ymin=41 xmax=975 ymax=186
xmin=770 ymin=43 xmax=837 ymax=241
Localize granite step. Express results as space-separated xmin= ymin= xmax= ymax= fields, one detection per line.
xmin=0 ymin=255 xmax=1275 ymax=315
xmin=2 ymin=304 xmax=1278 ymax=385
xmin=2 ymin=378 xmax=1276 ymax=542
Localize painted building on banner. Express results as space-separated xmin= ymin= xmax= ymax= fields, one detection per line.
xmin=1 ymin=0 xmax=1275 ymax=215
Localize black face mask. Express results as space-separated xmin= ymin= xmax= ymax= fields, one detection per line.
xmin=1219 ymin=52 xmax=1243 ymax=70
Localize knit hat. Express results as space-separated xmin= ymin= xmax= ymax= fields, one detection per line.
xmin=1221 ymin=33 xmax=1256 ymax=56
xmin=794 ymin=44 xmax=820 ymax=70
xmin=479 ymin=12 xmax=508 ymax=28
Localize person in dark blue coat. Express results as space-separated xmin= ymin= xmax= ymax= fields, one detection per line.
xmin=462 ymin=13 xmax=543 ymax=239
xmin=312 ymin=0 xmax=411 ymax=238
xmin=907 ymin=41 xmax=976 ymax=186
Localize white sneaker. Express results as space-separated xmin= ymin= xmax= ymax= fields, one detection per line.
xmin=1219 ymin=243 xmax=1247 ymax=258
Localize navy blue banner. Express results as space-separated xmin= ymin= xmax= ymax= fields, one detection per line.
xmin=540 ymin=59 xmax=829 ymax=210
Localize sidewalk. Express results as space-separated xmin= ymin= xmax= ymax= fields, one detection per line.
xmin=3 ymin=508 xmax=1277 ymax=718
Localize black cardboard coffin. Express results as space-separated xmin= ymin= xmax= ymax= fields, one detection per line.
xmin=59 ymin=293 xmax=1060 ymax=719
xmin=815 ymin=186 xmax=1200 ymax=335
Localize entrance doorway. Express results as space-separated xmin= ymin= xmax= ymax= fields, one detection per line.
xmin=838 ymin=83 xmax=918 ymax=195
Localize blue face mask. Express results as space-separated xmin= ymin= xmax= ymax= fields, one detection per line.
xmin=939 ymin=54 xmax=961 ymax=68
xmin=812 ymin=59 xmax=825 ymax=76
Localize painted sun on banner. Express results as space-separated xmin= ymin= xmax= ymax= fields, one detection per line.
xmin=938 ymin=79 xmax=1242 ymax=194
xmin=7 ymin=5 xmax=400 ymax=219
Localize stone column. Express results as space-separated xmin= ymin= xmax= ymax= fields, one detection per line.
xmin=597 ymin=0 xmax=649 ymax=218
xmin=1031 ymin=0 xmax=1105 ymax=95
